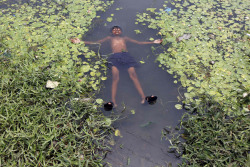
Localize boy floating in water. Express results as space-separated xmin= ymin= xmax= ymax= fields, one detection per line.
xmin=71 ymin=26 xmax=161 ymax=108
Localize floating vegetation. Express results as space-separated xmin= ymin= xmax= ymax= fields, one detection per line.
xmin=0 ymin=0 xmax=115 ymax=166
xmin=137 ymin=0 xmax=249 ymax=114
xmin=137 ymin=0 xmax=249 ymax=166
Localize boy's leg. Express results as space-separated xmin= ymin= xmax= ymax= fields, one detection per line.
xmin=127 ymin=67 xmax=146 ymax=104
xmin=111 ymin=66 xmax=119 ymax=107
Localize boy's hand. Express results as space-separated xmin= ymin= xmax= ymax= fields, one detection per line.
xmin=70 ymin=38 xmax=81 ymax=43
xmin=153 ymin=39 xmax=162 ymax=44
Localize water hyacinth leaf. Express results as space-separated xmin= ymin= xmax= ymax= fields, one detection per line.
xmin=104 ymin=118 xmax=112 ymax=126
xmin=175 ymin=104 xmax=183 ymax=110
xmin=106 ymin=17 xmax=113 ymax=22
xmin=95 ymin=98 xmax=103 ymax=104
xmin=90 ymin=71 xmax=95 ymax=76
xmin=134 ymin=29 xmax=141 ymax=34
xmin=115 ymin=129 xmax=122 ymax=137
xmin=130 ymin=110 xmax=135 ymax=114
xmin=81 ymin=65 xmax=91 ymax=73
xmin=99 ymin=76 xmax=106 ymax=80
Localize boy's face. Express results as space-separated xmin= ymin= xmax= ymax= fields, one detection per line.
xmin=112 ymin=27 xmax=122 ymax=36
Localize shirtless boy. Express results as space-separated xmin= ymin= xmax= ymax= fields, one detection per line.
xmin=71 ymin=26 xmax=162 ymax=108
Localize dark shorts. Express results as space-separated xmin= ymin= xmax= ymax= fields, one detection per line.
xmin=108 ymin=52 xmax=138 ymax=69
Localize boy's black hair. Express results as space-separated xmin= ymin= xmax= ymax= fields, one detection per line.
xmin=110 ymin=26 xmax=122 ymax=32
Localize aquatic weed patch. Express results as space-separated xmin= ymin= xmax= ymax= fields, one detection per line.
xmin=137 ymin=0 xmax=249 ymax=166
xmin=137 ymin=0 xmax=249 ymax=114
xmin=0 ymin=0 xmax=114 ymax=91
xmin=0 ymin=0 xmax=114 ymax=166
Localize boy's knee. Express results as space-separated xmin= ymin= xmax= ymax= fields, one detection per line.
xmin=129 ymin=72 xmax=137 ymax=80
xmin=112 ymin=75 xmax=119 ymax=82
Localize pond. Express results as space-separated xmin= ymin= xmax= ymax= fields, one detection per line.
xmin=1 ymin=0 xmax=249 ymax=166
xmin=83 ymin=0 xmax=185 ymax=166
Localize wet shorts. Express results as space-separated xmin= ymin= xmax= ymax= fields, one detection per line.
xmin=108 ymin=52 xmax=138 ymax=69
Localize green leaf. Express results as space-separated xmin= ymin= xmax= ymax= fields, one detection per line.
xmin=106 ymin=17 xmax=113 ymax=22
xmin=175 ymin=104 xmax=183 ymax=110
xmin=131 ymin=110 xmax=135 ymax=114
xmin=104 ymin=118 xmax=112 ymax=126
xmin=96 ymin=99 xmax=103 ymax=104
xmin=81 ymin=65 xmax=90 ymax=73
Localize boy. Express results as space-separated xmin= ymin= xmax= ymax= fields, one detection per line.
xmin=71 ymin=26 xmax=161 ymax=108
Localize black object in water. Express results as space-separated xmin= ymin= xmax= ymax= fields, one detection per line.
xmin=146 ymin=95 xmax=158 ymax=105
xmin=104 ymin=102 xmax=114 ymax=111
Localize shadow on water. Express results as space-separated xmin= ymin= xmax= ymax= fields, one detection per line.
xmin=84 ymin=0 xmax=186 ymax=166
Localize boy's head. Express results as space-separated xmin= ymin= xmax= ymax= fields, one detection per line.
xmin=111 ymin=26 xmax=122 ymax=36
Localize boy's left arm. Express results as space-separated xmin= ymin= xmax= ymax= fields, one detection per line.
xmin=125 ymin=37 xmax=162 ymax=44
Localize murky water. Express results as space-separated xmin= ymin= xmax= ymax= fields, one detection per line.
xmin=84 ymin=0 xmax=186 ymax=166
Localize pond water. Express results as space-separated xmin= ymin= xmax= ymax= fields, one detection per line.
xmin=83 ymin=0 xmax=186 ymax=166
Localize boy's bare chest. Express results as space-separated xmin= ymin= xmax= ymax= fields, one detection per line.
xmin=111 ymin=37 xmax=126 ymax=45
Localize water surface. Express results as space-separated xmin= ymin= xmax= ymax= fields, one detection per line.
xmin=84 ymin=0 xmax=186 ymax=166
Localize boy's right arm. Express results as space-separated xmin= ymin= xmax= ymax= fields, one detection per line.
xmin=95 ymin=36 xmax=111 ymax=43
xmin=70 ymin=38 xmax=81 ymax=43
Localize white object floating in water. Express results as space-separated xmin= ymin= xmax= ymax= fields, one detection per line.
xmin=243 ymin=92 xmax=248 ymax=98
xmin=164 ymin=7 xmax=172 ymax=13
xmin=177 ymin=34 xmax=192 ymax=41
xmin=182 ymin=34 xmax=192 ymax=39
xmin=73 ymin=98 xmax=92 ymax=102
xmin=46 ymin=80 xmax=60 ymax=89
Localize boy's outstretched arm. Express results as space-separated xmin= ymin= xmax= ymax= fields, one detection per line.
xmin=70 ymin=36 xmax=111 ymax=44
xmin=124 ymin=37 xmax=162 ymax=44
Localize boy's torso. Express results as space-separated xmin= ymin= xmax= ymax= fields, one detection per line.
xmin=110 ymin=36 xmax=128 ymax=53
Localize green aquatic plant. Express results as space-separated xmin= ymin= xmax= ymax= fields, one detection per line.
xmin=0 ymin=0 xmax=114 ymax=91
xmin=0 ymin=0 xmax=115 ymax=166
xmin=137 ymin=0 xmax=249 ymax=166
xmin=137 ymin=0 xmax=249 ymax=114
xmin=162 ymin=107 xmax=250 ymax=167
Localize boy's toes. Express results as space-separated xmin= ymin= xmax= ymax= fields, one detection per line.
xmin=141 ymin=98 xmax=145 ymax=104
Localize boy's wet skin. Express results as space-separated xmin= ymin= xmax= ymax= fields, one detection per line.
xmin=71 ymin=26 xmax=162 ymax=107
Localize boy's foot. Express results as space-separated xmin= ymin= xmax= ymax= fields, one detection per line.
xmin=104 ymin=102 xmax=114 ymax=111
xmin=145 ymin=95 xmax=158 ymax=105
xmin=141 ymin=98 xmax=145 ymax=104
